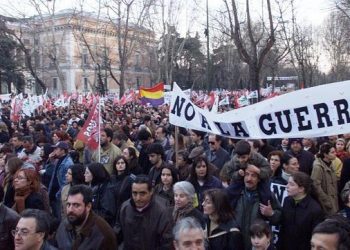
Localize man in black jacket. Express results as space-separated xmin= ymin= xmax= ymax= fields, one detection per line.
xmin=0 ymin=186 xmax=19 ymax=250
xmin=115 ymin=175 xmax=173 ymax=250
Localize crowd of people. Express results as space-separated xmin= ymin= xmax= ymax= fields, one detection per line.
xmin=0 ymin=100 xmax=349 ymax=250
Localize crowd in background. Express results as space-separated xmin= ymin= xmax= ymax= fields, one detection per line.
xmin=0 ymin=99 xmax=349 ymax=250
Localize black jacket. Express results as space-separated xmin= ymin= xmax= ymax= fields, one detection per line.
xmin=205 ymin=218 xmax=244 ymax=250
xmin=277 ymin=195 xmax=324 ymax=250
xmin=25 ymin=192 xmax=45 ymax=211
xmin=91 ymin=182 xmax=116 ymax=226
xmin=286 ymin=149 xmax=314 ymax=175
xmin=115 ymin=196 xmax=173 ymax=250
xmin=0 ymin=204 xmax=20 ymax=250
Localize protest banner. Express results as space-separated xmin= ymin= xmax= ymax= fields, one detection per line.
xmin=169 ymin=81 xmax=350 ymax=139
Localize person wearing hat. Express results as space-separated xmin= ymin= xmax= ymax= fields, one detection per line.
xmin=147 ymin=143 xmax=167 ymax=187
xmin=47 ymin=141 xmax=74 ymax=220
xmin=286 ymin=138 xmax=314 ymax=176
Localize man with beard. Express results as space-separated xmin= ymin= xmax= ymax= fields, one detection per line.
xmin=147 ymin=143 xmax=167 ymax=187
xmin=55 ymin=185 xmax=117 ymax=250
xmin=91 ymin=128 xmax=122 ymax=175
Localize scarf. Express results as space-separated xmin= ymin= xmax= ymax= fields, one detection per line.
xmin=13 ymin=186 xmax=32 ymax=213
xmin=281 ymin=170 xmax=291 ymax=182
xmin=173 ymin=202 xmax=194 ymax=222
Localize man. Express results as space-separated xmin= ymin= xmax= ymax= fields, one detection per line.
xmin=55 ymin=185 xmax=117 ymax=250
xmin=11 ymin=133 xmax=24 ymax=154
xmin=173 ymin=217 xmax=205 ymax=250
xmin=286 ymin=138 xmax=315 ymax=175
xmin=231 ymin=164 xmax=281 ymax=250
xmin=14 ymin=209 xmax=56 ymax=250
xmin=91 ymin=128 xmax=122 ymax=175
xmin=205 ymin=134 xmax=230 ymax=170
xmin=189 ymin=129 xmax=209 ymax=152
xmin=221 ymin=140 xmax=271 ymax=184
xmin=47 ymin=141 xmax=74 ymax=219
xmin=137 ymin=129 xmax=154 ymax=174
xmin=311 ymin=216 xmax=350 ymax=250
xmin=17 ymin=135 xmax=42 ymax=170
xmin=148 ymin=143 xmax=167 ymax=187
xmin=154 ymin=126 xmax=171 ymax=151
xmin=0 ymin=186 xmax=20 ymax=250
xmin=115 ymin=175 xmax=173 ymax=249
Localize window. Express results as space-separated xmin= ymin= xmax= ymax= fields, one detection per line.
xmin=53 ymin=78 xmax=58 ymax=90
xmin=84 ymin=77 xmax=88 ymax=91
xmin=82 ymin=48 xmax=88 ymax=65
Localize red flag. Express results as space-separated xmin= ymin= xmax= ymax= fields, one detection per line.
xmin=120 ymin=90 xmax=135 ymax=105
xmin=76 ymin=100 xmax=102 ymax=150
xmin=11 ymin=98 xmax=22 ymax=122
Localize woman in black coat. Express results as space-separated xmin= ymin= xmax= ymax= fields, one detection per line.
xmin=85 ymin=162 xmax=116 ymax=226
xmin=277 ymin=171 xmax=324 ymax=250
xmin=202 ymin=188 xmax=243 ymax=250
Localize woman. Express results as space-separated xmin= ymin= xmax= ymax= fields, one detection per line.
xmin=278 ymin=172 xmax=324 ymax=250
xmin=250 ymin=219 xmax=275 ymax=250
xmin=154 ymin=166 xmax=178 ymax=207
xmin=267 ymin=150 xmax=284 ymax=177
xmin=3 ymin=157 xmax=23 ymax=207
xmin=173 ymin=181 xmax=205 ymax=228
xmin=111 ymin=156 xmax=132 ymax=212
xmin=12 ymin=168 xmax=45 ymax=213
xmin=335 ymin=138 xmax=350 ymax=163
xmin=311 ymin=142 xmax=338 ymax=216
xmin=122 ymin=147 xmax=142 ymax=175
xmin=85 ymin=162 xmax=116 ymax=225
xmin=272 ymin=153 xmax=300 ymax=186
xmin=60 ymin=163 xmax=85 ymax=217
xmin=187 ymin=156 xmax=223 ymax=211
xmin=202 ymin=189 xmax=244 ymax=250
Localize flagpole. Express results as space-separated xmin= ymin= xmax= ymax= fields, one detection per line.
xmin=98 ymin=97 xmax=101 ymax=163
xmin=175 ymin=126 xmax=179 ymax=169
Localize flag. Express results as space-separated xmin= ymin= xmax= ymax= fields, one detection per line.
xmin=247 ymin=90 xmax=258 ymax=99
xmin=76 ymin=99 xmax=103 ymax=150
xmin=211 ymin=94 xmax=219 ymax=113
xmin=139 ymin=82 xmax=164 ymax=106
xmin=10 ymin=98 xmax=22 ymax=122
xmin=238 ymin=95 xmax=250 ymax=107
xmin=120 ymin=90 xmax=136 ymax=105
xmin=219 ymin=96 xmax=229 ymax=106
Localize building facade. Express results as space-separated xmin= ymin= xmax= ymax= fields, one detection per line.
xmin=7 ymin=9 xmax=156 ymax=95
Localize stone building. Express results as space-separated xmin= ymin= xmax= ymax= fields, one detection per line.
xmin=7 ymin=9 xmax=156 ymax=95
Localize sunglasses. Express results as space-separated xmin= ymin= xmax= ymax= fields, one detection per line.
xmin=208 ymin=141 xmax=215 ymax=145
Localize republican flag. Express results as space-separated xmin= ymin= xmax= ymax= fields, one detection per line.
xmin=76 ymin=99 xmax=103 ymax=150
xmin=139 ymin=82 xmax=164 ymax=106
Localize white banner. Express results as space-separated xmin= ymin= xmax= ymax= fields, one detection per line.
xmin=169 ymin=81 xmax=350 ymax=139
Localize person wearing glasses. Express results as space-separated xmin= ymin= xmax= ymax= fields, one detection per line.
xmin=13 ymin=169 xmax=45 ymax=213
xmin=13 ymin=209 xmax=57 ymax=250
xmin=205 ymin=134 xmax=230 ymax=171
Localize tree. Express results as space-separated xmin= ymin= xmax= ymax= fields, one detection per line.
xmin=105 ymin=0 xmax=156 ymax=97
xmin=0 ymin=28 xmax=25 ymax=93
xmin=223 ymin=0 xmax=275 ymax=101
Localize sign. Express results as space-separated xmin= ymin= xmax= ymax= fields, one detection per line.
xmin=169 ymin=81 xmax=350 ymax=139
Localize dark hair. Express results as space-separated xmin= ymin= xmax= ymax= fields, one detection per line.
xmin=6 ymin=157 xmax=23 ymax=175
xmin=86 ymin=163 xmax=110 ymax=185
xmin=112 ymin=155 xmax=130 ymax=175
xmin=70 ymin=164 xmax=86 ymax=185
xmin=68 ymin=184 xmax=93 ymax=204
xmin=133 ymin=175 xmax=152 ymax=191
xmin=161 ymin=165 xmax=179 ymax=184
xmin=126 ymin=147 xmax=137 ymax=160
xmin=22 ymin=135 xmax=34 ymax=144
xmin=317 ymin=142 xmax=334 ymax=159
xmin=20 ymin=209 xmax=51 ymax=239
xmin=147 ymin=143 xmax=164 ymax=157
xmin=103 ymin=128 xmax=114 ymax=142
xmin=312 ymin=216 xmax=350 ymax=250
xmin=189 ymin=156 xmax=212 ymax=182
xmin=290 ymin=171 xmax=313 ymax=195
xmin=235 ymin=140 xmax=251 ymax=156
xmin=281 ymin=153 xmax=295 ymax=166
xmin=250 ymin=219 xmax=271 ymax=239
xmin=203 ymin=189 xmax=234 ymax=224
xmin=268 ymin=150 xmax=284 ymax=176
xmin=178 ymin=150 xmax=190 ymax=164
xmin=0 ymin=185 xmax=4 ymax=201
xmin=191 ymin=129 xmax=206 ymax=140
xmin=137 ymin=129 xmax=152 ymax=141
